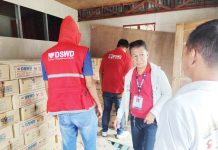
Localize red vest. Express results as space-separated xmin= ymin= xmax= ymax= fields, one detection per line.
xmin=130 ymin=64 xmax=153 ymax=119
xmin=100 ymin=48 xmax=132 ymax=94
xmin=42 ymin=44 xmax=94 ymax=113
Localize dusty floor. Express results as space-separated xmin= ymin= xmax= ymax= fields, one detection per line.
xmin=76 ymin=127 xmax=133 ymax=150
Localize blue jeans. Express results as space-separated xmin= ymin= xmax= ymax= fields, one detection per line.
xmin=102 ymin=92 xmax=124 ymax=135
xmin=130 ymin=115 xmax=157 ymax=150
xmin=58 ymin=108 xmax=98 ymax=150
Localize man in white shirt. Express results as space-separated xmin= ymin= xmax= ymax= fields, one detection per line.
xmin=154 ymin=19 xmax=218 ymax=150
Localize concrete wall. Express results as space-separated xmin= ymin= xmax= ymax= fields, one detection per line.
xmin=0 ymin=37 xmax=56 ymax=59
xmin=0 ymin=0 xmax=78 ymax=59
xmin=79 ymin=7 xmax=218 ymax=47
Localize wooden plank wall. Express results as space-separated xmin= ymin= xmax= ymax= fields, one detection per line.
xmin=172 ymin=20 xmax=213 ymax=93
xmin=90 ymin=24 xmax=175 ymax=84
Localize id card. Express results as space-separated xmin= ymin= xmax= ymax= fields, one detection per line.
xmin=132 ymin=95 xmax=143 ymax=110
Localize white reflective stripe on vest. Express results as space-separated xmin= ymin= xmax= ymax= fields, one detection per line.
xmin=48 ymin=73 xmax=84 ymax=79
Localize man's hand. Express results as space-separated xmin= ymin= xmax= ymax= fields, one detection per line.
xmin=114 ymin=118 xmax=121 ymax=130
xmin=85 ymin=76 xmax=103 ymax=119
xmin=118 ymin=93 xmax=123 ymax=99
xmin=144 ymin=112 xmax=155 ymax=124
xmin=95 ymin=103 xmax=103 ymax=119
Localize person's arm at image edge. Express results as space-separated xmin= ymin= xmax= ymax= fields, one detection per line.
xmin=150 ymin=70 xmax=172 ymax=120
xmin=83 ymin=51 xmax=103 ymax=118
xmin=41 ymin=61 xmax=48 ymax=95
xmin=41 ymin=61 xmax=57 ymax=118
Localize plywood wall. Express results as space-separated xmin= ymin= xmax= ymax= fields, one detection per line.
xmin=172 ymin=20 xmax=214 ymax=93
xmin=90 ymin=24 xmax=175 ymax=84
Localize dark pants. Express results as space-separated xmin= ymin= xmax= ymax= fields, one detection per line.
xmin=102 ymin=92 xmax=124 ymax=135
xmin=130 ymin=116 xmax=157 ymax=150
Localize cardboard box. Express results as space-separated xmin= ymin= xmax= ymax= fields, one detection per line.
xmin=10 ymin=137 xmax=25 ymax=150
xmin=0 ymin=80 xmax=19 ymax=98
xmin=20 ymin=101 xmax=46 ymax=121
xmin=49 ymin=138 xmax=62 ymax=150
xmin=24 ymin=119 xmax=55 ymax=144
xmin=23 ymin=127 xmax=40 ymax=145
xmin=19 ymin=77 xmax=45 ymax=93
xmin=109 ymin=115 xmax=116 ymax=128
xmin=55 ymin=127 xmax=61 ymax=138
xmin=0 ymin=65 xmax=10 ymax=81
xmin=54 ymin=142 xmax=63 ymax=150
xmin=21 ymin=136 xmax=48 ymax=150
xmin=95 ymin=80 xmax=101 ymax=90
xmin=13 ymin=112 xmax=49 ymax=136
xmin=92 ymin=58 xmax=102 ymax=66
xmin=0 ymin=109 xmax=20 ymax=129
xmin=50 ymin=135 xmax=56 ymax=144
xmin=0 ymin=59 xmax=26 ymax=63
xmin=54 ymin=119 xmax=62 ymax=135
xmin=92 ymin=58 xmax=102 ymax=81
xmin=37 ymin=136 xmax=57 ymax=150
xmin=12 ymin=89 xmax=47 ymax=109
xmin=39 ymin=118 xmax=56 ymax=135
xmin=0 ymin=140 xmax=25 ymax=150
xmin=93 ymin=68 xmax=100 ymax=81
xmin=0 ymin=141 xmax=11 ymax=150
xmin=0 ymin=82 xmax=3 ymax=99
xmin=0 ymin=96 xmax=12 ymax=113
xmin=44 ymin=140 xmax=59 ymax=150
xmin=0 ymin=126 xmax=13 ymax=144
xmin=0 ymin=62 xmax=42 ymax=80
xmin=55 ymin=134 xmax=62 ymax=143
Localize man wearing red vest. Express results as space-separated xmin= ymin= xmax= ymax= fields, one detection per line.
xmin=41 ymin=16 xmax=102 ymax=150
xmin=100 ymin=39 xmax=132 ymax=138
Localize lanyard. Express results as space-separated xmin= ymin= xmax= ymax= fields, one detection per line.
xmin=136 ymin=73 xmax=146 ymax=95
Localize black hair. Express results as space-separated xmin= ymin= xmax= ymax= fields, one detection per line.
xmin=129 ymin=40 xmax=147 ymax=53
xmin=117 ymin=39 xmax=129 ymax=48
xmin=186 ymin=19 xmax=218 ymax=67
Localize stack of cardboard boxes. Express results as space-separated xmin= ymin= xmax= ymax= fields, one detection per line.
xmin=92 ymin=58 xmax=117 ymax=128
xmin=0 ymin=60 xmax=60 ymax=150
xmin=0 ymin=58 xmax=120 ymax=149
xmin=92 ymin=58 xmax=102 ymax=81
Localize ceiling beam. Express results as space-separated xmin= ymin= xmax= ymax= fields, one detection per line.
xmin=78 ymin=0 xmax=218 ymax=21
xmin=175 ymin=0 xmax=193 ymax=9
xmin=147 ymin=0 xmax=171 ymax=10
xmin=125 ymin=0 xmax=146 ymax=14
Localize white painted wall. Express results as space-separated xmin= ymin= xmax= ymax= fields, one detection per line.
xmin=79 ymin=7 xmax=218 ymax=47
xmin=0 ymin=0 xmax=78 ymax=59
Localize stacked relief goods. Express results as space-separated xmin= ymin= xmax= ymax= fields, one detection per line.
xmin=91 ymin=58 xmax=117 ymax=128
xmin=0 ymin=60 xmax=61 ymax=150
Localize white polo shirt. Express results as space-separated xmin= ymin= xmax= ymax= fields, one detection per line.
xmin=154 ymin=81 xmax=218 ymax=150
